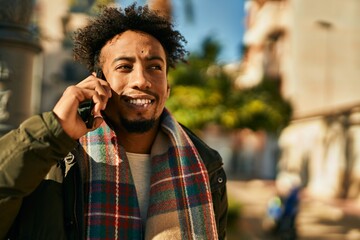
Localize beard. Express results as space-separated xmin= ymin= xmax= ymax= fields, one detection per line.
xmin=120 ymin=116 xmax=156 ymax=133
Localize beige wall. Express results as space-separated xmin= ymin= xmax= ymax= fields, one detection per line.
xmin=279 ymin=0 xmax=360 ymax=199
xmin=286 ymin=0 xmax=360 ymax=117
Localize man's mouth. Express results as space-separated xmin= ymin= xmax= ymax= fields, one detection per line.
xmin=125 ymin=98 xmax=154 ymax=107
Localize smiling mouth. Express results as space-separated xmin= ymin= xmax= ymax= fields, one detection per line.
xmin=125 ymin=98 xmax=154 ymax=107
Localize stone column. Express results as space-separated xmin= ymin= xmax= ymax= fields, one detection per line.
xmin=0 ymin=0 xmax=41 ymax=135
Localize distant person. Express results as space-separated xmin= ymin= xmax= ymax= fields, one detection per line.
xmin=264 ymin=172 xmax=301 ymax=240
xmin=0 ymin=4 xmax=227 ymax=239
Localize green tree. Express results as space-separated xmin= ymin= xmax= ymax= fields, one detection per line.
xmin=166 ymin=37 xmax=292 ymax=133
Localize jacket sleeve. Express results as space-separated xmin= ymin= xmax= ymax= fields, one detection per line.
xmin=0 ymin=111 xmax=77 ymax=238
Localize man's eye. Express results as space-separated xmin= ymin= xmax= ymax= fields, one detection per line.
xmin=150 ymin=65 xmax=162 ymax=71
xmin=117 ymin=65 xmax=132 ymax=70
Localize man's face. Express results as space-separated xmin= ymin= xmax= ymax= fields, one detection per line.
xmin=100 ymin=30 xmax=169 ymax=132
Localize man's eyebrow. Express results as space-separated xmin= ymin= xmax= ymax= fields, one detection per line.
xmin=111 ymin=55 xmax=165 ymax=65
xmin=146 ymin=55 xmax=165 ymax=63
xmin=112 ymin=56 xmax=135 ymax=65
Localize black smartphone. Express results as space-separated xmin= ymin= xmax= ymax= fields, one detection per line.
xmin=79 ymin=69 xmax=104 ymax=129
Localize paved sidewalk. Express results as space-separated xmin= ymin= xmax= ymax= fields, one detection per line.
xmin=227 ymin=180 xmax=360 ymax=240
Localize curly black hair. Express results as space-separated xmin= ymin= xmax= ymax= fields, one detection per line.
xmin=73 ymin=3 xmax=188 ymax=72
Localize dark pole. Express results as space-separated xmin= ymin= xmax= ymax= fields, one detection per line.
xmin=0 ymin=0 xmax=42 ymax=136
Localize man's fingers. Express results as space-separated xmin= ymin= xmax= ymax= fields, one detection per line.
xmin=52 ymin=75 xmax=112 ymax=139
xmin=92 ymin=115 xmax=104 ymax=129
xmin=91 ymin=91 xmax=107 ymax=113
xmin=76 ymin=75 xmax=112 ymax=104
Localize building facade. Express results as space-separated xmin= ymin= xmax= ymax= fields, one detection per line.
xmin=239 ymin=0 xmax=360 ymax=201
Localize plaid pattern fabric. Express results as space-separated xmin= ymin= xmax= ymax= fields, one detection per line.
xmin=79 ymin=109 xmax=218 ymax=239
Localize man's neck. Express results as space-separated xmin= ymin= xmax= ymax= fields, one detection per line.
xmin=117 ymin=123 xmax=159 ymax=154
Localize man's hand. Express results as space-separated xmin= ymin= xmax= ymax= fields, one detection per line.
xmin=53 ymin=75 xmax=112 ymax=140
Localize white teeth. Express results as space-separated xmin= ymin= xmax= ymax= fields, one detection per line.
xmin=128 ymin=99 xmax=152 ymax=105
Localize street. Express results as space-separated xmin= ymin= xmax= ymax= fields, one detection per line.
xmin=227 ymin=180 xmax=360 ymax=240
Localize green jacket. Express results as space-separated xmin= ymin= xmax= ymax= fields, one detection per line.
xmin=0 ymin=112 xmax=227 ymax=239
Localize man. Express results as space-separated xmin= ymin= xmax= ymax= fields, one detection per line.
xmin=0 ymin=4 xmax=227 ymax=239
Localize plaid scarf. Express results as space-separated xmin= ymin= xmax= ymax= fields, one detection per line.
xmin=78 ymin=109 xmax=218 ymax=239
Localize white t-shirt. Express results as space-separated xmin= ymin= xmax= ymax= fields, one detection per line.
xmin=126 ymin=152 xmax=151 ymax=224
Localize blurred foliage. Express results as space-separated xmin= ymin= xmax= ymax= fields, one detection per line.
xmin=89 ymin=0 xmax=115 ymax=14
xmin=69 ymin=0 xmax=114 ymax=13
xmin=167 ymin=37 xmax=292 ymax=133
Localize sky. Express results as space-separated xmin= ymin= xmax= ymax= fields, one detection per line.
xmin=117 ymin=0 xmax=246 ymax=64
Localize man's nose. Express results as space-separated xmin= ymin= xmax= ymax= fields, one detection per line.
xmin=132 ymin=67 xmax=151 ymax=89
